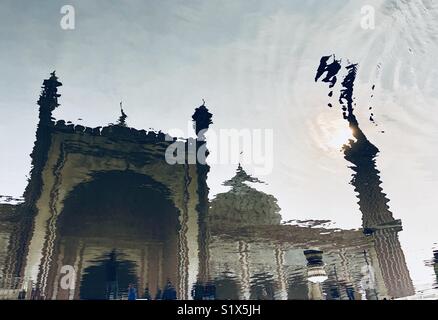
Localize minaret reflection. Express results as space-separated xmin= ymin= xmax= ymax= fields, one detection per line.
xmin=315 ymin=56 xmax=415 ymax=299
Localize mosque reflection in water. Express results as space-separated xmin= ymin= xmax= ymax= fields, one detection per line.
xmin=0 ymin=72 xmax=417 ymax=300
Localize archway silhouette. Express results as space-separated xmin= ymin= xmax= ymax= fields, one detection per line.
xmin=48 ymin=170 xmax=181 ymax=299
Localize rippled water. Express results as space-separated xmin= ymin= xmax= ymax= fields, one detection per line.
xmin=1 ymin=0 xmax=438 ymax=300
xmin=0 ymin=150 xmax=435 ymax=300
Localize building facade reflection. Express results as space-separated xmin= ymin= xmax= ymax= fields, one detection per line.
xmin=0 ymin=73 xmax=415 ymax=300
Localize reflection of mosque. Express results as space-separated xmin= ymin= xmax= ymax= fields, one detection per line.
xmin=0 ymin=73 xmax=414 ymax=300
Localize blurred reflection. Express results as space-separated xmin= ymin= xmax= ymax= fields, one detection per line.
xmin=0 ymin=71 xmax=421 ymax=300
xmin=315 ymin=56 xmax=415 ymax=299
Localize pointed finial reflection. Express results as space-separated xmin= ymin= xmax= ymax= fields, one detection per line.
xmin=118 ymin=101 xmax=128 ymax=127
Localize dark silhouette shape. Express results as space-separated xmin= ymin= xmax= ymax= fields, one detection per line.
xmin=37 ymin=71 xmax=62 ymax=124
xmin=117 ymin=101 xmax=128 ymax=127
xmin=154 ymin=288 xmax=162 ymax=300
xmin=143 ymin=286 xmax=151 ymax=300
xmin=192 ymin=101 xmax=213 ymax=139
xmin=105 ymin=249 xmax=119 ymax=300
xmin=315 ymin=55 xmax=415 ymax=298
xmin=304 ymin=249 xmax=324 ymax=267
xmin=192 ymin=281 xmax=217 ymax=300
xmin=315 ymin=55 xmax=341 ymax=88
xmin=162 ymin=280 xmax=177 ymax=300
xmin=127 ymin=283 xmax=137 ymax=300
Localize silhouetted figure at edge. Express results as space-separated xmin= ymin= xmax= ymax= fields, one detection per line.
xmin=162 ymin=280 xmax=177 ymax=300
xmin=105 ymin=250 xmax=119 ymax=300
xmin=127 ymin=283 xmax=137 ymax=300
xmin=191 ymin=281 xmax=204 ymax=300
xmin=143 ymin=286 xmax=151 ymax=300
xmin=433 ymin=250 xmax=438 ymax=285
xmin=192 ymin=281 xmax=216 ymax=300
xmin=154 ymin=287 xmax=162 ymax=300
xmin=31 ymin=287 xmax=42 ymax=300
